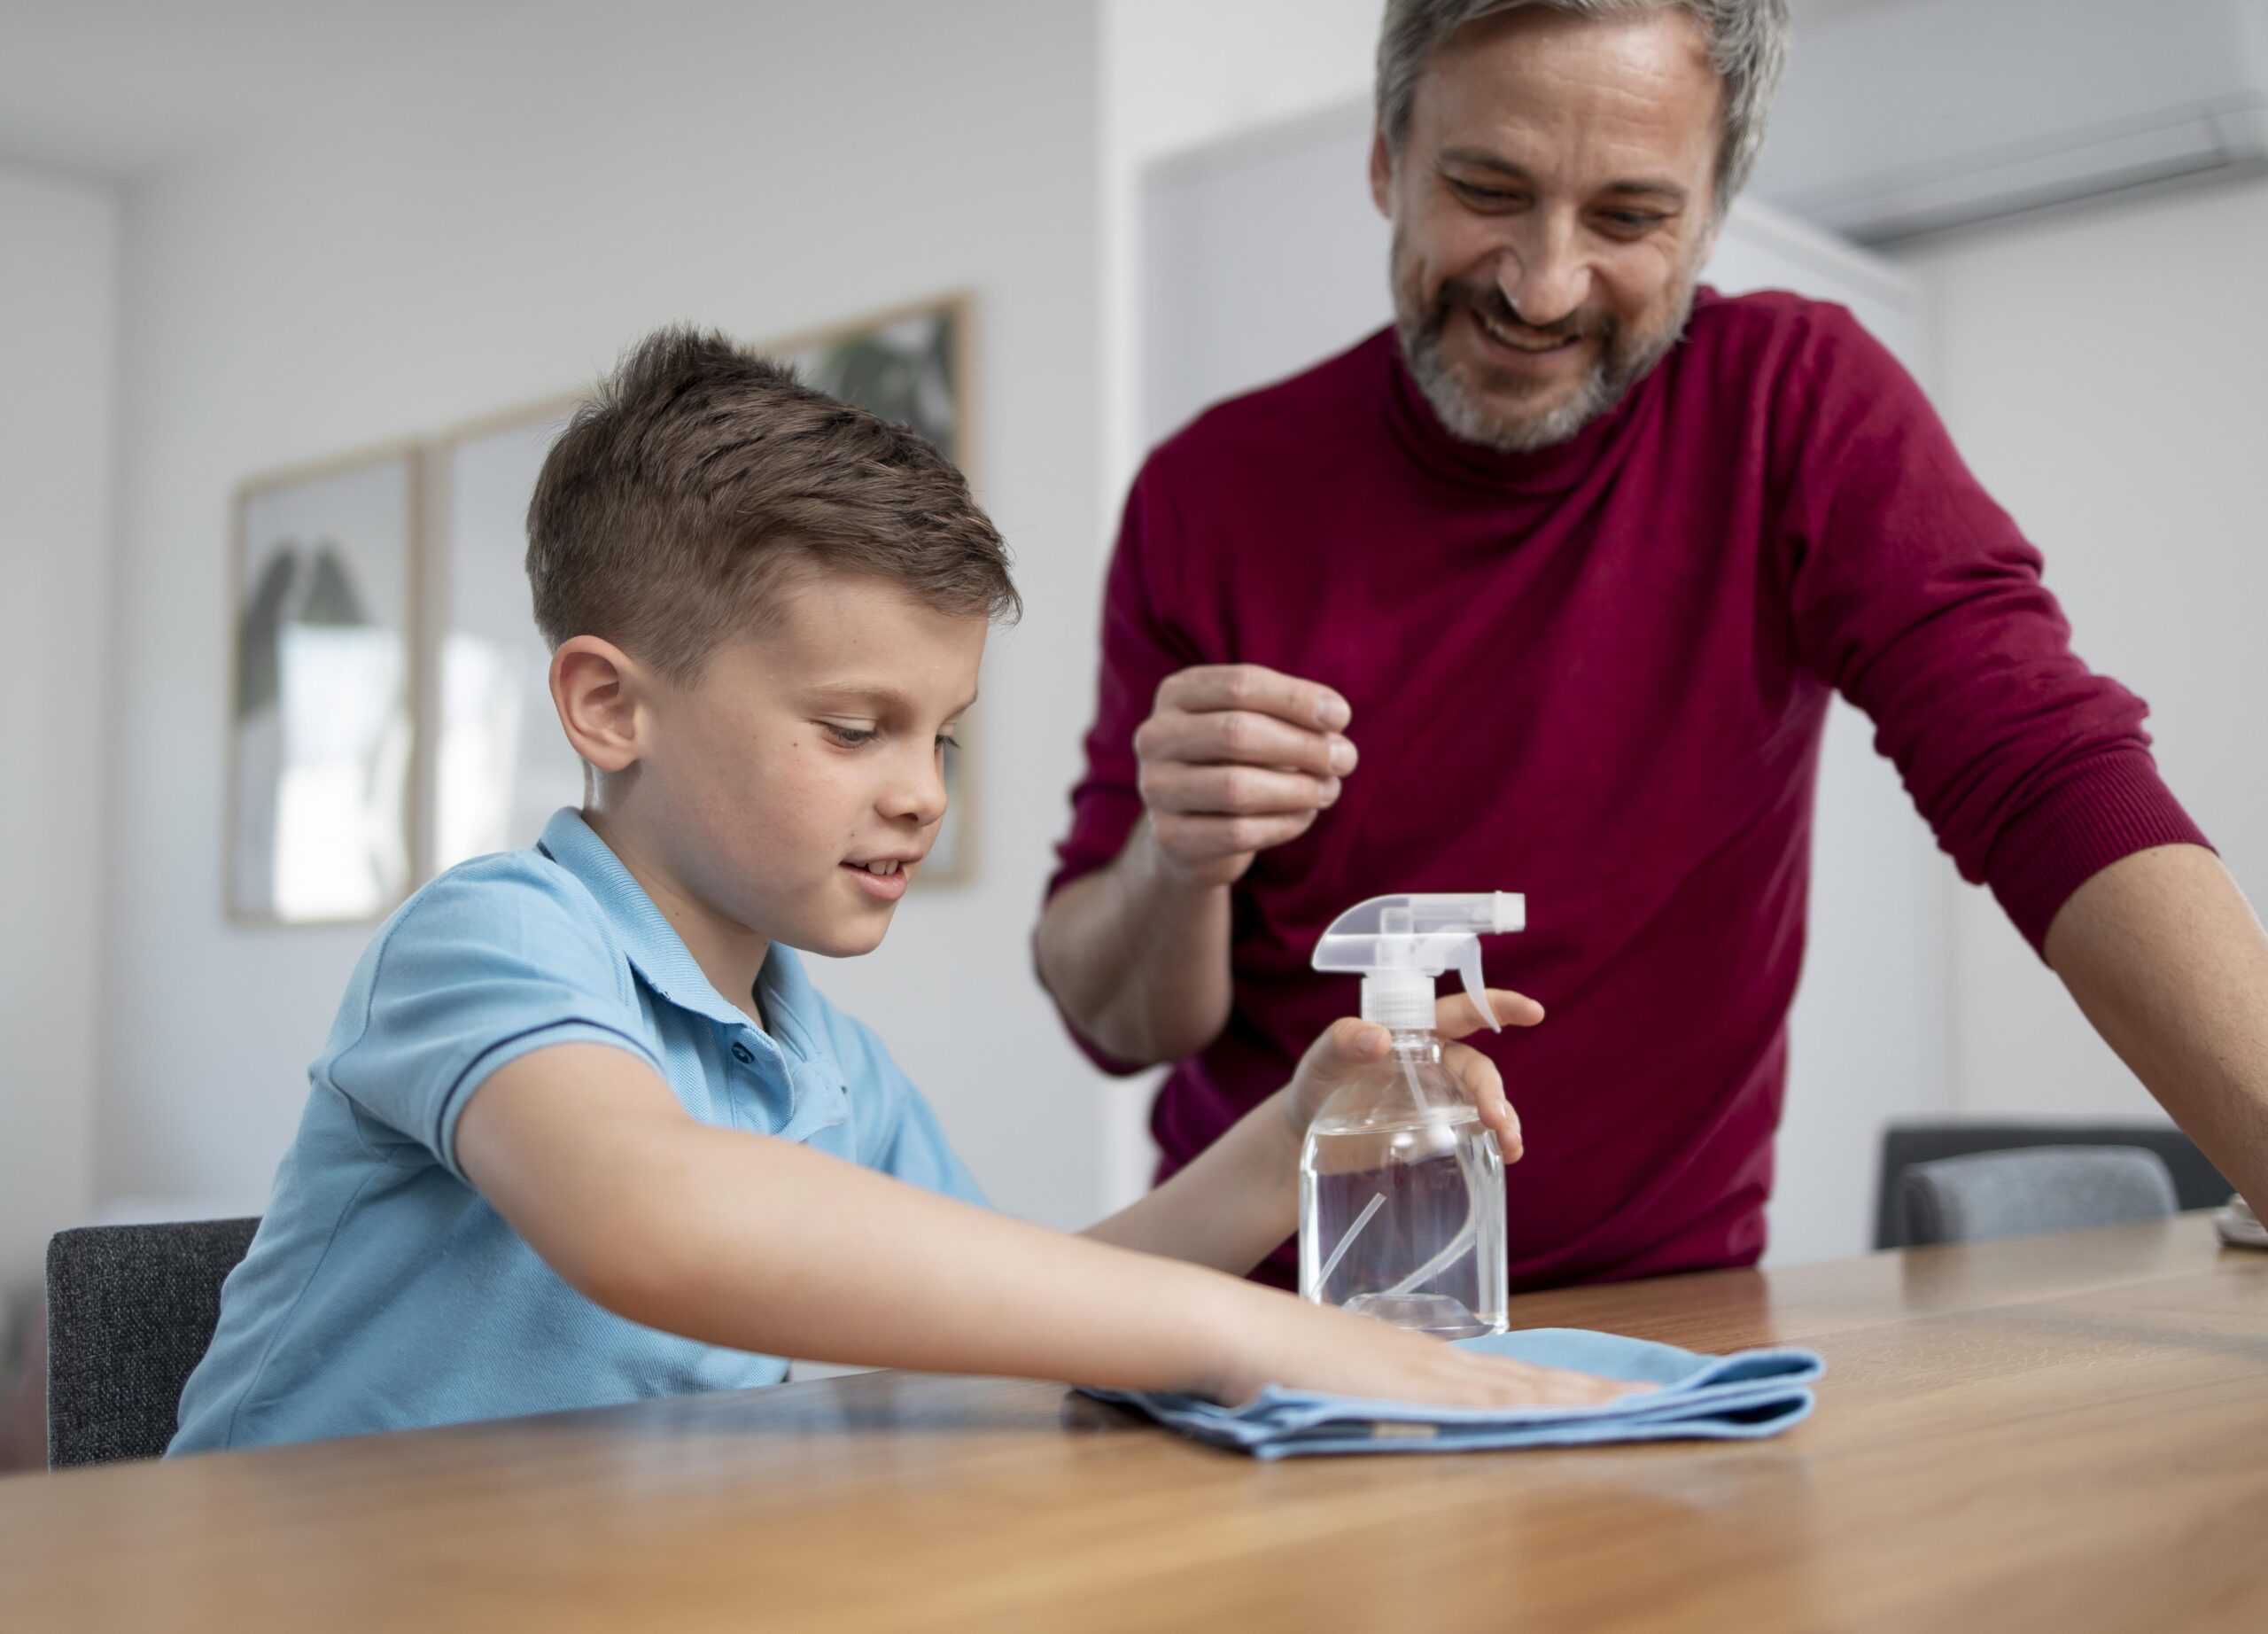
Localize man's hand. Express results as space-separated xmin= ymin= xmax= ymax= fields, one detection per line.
xmin=1137 ymin=664 xmax=1358 ymax=886
xmin=1270 ymin=989 xmax=1544 ymax=1162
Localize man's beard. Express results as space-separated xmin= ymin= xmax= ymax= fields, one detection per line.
xmin=1392 ymin=231 xmax=1701 ymax=455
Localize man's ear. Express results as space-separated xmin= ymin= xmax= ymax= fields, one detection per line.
xmin=1369 ymin=124 xmax=1394 ymax=218
xmin=549 ymin=635 xmax=647 ymax=774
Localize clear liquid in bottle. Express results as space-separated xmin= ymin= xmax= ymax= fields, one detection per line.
xmin=1300 ymin=1102 xmax=1508 ymax=1339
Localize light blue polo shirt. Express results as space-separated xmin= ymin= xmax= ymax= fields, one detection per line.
xmin=171 ymin=809 xmax=986 ymax=1454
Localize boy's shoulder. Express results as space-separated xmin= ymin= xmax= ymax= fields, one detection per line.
xmin=374 ymin=845 xmax=625 ymax=974
xmin=324 ymin=842 xmax=644 ymax=1057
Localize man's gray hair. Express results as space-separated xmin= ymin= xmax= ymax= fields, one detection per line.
xmin=1376 ymin=0 xmax=1792 ymax=206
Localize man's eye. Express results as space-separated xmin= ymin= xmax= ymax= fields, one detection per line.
xmin=823 ymin=724 xmax=878 ymax=747
xmin=1603 ymin=211 xmax=1667 ymax=230
xmin=1451 ymin=180 xmax=1522 ymax=207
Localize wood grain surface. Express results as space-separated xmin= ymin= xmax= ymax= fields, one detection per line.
xmin=4 ymin=1214 xmax=2263 ymax=1633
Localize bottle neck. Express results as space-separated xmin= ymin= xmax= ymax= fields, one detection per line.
xmin=1384 ymin=1029 xmax=1444 ymax=1063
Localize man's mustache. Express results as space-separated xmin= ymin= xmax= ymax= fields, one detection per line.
xmin=1433 ymin=283 xmax=1613 ymax=346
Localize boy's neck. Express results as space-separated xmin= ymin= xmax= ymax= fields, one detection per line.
xmin=580 ymin=807 xmax=771 ymax=1031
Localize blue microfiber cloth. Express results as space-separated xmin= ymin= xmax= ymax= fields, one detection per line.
xmin=1084 ymin=1327 xmax=1824 ymax=1459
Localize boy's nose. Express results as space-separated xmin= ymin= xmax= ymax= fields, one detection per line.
xmin=888 ymin=755 xmax=950 ymax=829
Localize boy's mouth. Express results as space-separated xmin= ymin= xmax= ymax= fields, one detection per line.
xmin=842 ymin=854 xmax=920 ymax=903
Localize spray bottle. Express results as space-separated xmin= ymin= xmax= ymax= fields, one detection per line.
xmin=1298 ymin=891 xmax=1525 ymax=1338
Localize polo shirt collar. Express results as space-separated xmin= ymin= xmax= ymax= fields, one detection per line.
xmin=535 ymin=808 xmax=835 ymax=1071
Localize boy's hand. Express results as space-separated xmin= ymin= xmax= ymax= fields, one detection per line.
xmin=1207 ymin=1284 xmax=1645 ymax=1410
xmin=1271 ymin=989 xmax=1543 ymax=1163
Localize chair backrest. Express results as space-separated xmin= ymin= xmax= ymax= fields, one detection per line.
xmin=1876 ymin=1122 xmax=2228 ymax=1249
xmin=1899 ymin=1147 xmax=2177 ymax=1248
xmin=45 ymin=1218 xmax=260 ymax=1468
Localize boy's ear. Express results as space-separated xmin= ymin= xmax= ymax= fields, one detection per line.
xmin=550 ymin=636 xmax=647 ymax=774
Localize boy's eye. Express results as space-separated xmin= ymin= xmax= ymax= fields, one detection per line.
xmin=822 ymin=723 xmax=878 ymax=747
xmin=937 ymin=733 xmax=961 ymax=753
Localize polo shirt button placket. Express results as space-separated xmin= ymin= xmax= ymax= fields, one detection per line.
xmin=730 ymin=1041 xmax=755 ymax=1065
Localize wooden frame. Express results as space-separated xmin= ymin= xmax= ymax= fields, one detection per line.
xmin=420 ymin=393 xmax=586 ymax=884
xmin=225 ymin=442 xmax=423 ymax=925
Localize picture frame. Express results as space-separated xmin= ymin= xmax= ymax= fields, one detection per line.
xmin=423 ymin=397 xmax=586 ymax=879
xmin=226 ymin=446 xmax=420 ymax=925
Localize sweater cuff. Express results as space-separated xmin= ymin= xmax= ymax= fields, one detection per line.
xmin=1985 ymin=749 xmax=2214 ymax=959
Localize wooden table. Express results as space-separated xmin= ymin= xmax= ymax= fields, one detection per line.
xmin=4 ymin=1214 xmax=2264 ymax=1633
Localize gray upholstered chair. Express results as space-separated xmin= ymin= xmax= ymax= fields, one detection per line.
xmin=1898 ymin=1147 xmax=2178 ymax=1248
xmin=1876 ymin=1123 xmax=2227 ymax=1249
xmin=44 ymin=1218 xmax=260 ymax=1468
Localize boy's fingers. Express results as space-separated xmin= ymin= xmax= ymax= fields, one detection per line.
xmin=1323 ymin=1016 xmax=1388 ymax=1064
xmin=1433 ymin=989 xmax=1545 ymax=1039
xmin=1444 ymin=1041 xmax=1522 ymax=1161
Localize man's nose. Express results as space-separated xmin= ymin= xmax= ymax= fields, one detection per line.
xmin=1497 ymin=214 xmax=1591 ymax=330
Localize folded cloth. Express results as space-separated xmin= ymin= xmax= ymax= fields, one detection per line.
xmin=1083 ymin=1327 xmax=1824 ymax=1459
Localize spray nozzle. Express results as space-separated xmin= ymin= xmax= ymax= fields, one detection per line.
xmin=1311 ymin=892 xmax=1526 ymax=1032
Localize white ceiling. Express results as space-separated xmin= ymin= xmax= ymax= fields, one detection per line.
xmin=0 ymin=0 xmax=1942 ymax=187
xmin=0 ymin=0 xmax=527 ymax=183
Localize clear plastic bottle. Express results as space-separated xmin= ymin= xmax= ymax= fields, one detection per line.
xmin=1298 ymin=893 xmax=1522 ymax=1338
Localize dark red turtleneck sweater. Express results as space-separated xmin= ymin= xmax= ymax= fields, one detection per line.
xmin=1049 ymin=289 xmax=2208 ymax=1289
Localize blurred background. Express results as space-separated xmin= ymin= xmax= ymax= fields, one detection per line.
xmin=3 ymin=0 xmax=2264 ymax=1447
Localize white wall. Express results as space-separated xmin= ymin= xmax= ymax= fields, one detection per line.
xmin=0 ymin=162 xmax=118 ymax=1288
xmin=1895 ymin=177 xmax=2268 ymax=1126
xmin=97 ymin=0 xmax=1113 ymax=1231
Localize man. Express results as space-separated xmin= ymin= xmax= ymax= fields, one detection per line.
xmin=1037 ymin=0 xmax=2268 ymax=1288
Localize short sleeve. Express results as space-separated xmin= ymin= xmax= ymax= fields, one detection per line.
xmin=825 ymin=1009 xmax=990 ymax=1210
xmin=320 ymin=859 xmax=661 ymax=1182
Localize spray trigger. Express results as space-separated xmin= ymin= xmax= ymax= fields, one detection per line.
xmin=1456 ymin=940 xmax=1500 ymax=1031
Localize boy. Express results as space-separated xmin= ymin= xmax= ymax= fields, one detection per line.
xmin=173 ymin=330 xmax=1624 ymax=1453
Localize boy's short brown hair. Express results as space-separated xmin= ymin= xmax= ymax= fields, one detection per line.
xmin=526 ymin=325 xmax=1018 ymax=679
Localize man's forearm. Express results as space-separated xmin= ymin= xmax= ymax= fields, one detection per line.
xmin=1035 ymin=815 xmax=1236 ymax=1064
xmin=2046 ymin=844 xmax=2268 ymax=1212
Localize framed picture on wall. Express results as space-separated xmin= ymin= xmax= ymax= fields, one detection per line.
xmin=778 ymin=292 xmax=978 ymax=885
xmin=427 ymin=399 xmax=586 ymax=876
xmin=227 ymin=447 xmax=418 ymax=924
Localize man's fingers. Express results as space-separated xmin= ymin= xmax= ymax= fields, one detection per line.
xmin=1433 ymin=989 xmax=1546 ymax=1039
xmin=1141 ymin=761 xmax=1341 ymax=816
xmin=1158 ymin=664 xmax=1352 ymax=733
xmin=1152 ymin=810 xmax=1319 ymax=864
xmin=1137 ymin=707 xmax=1356 ymax=779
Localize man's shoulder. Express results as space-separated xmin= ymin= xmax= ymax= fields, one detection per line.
xmin=1682 ymin=285 xmax=1895 ymax=378
xmin=1144 ymin=327 xmax=1396 ymax=486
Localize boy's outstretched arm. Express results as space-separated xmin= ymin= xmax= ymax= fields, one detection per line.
xmin=1080 ymin=990 xmax=1538 ymax=1275
xmin=456 ymin=1039 xmax=1621 ymax=1410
